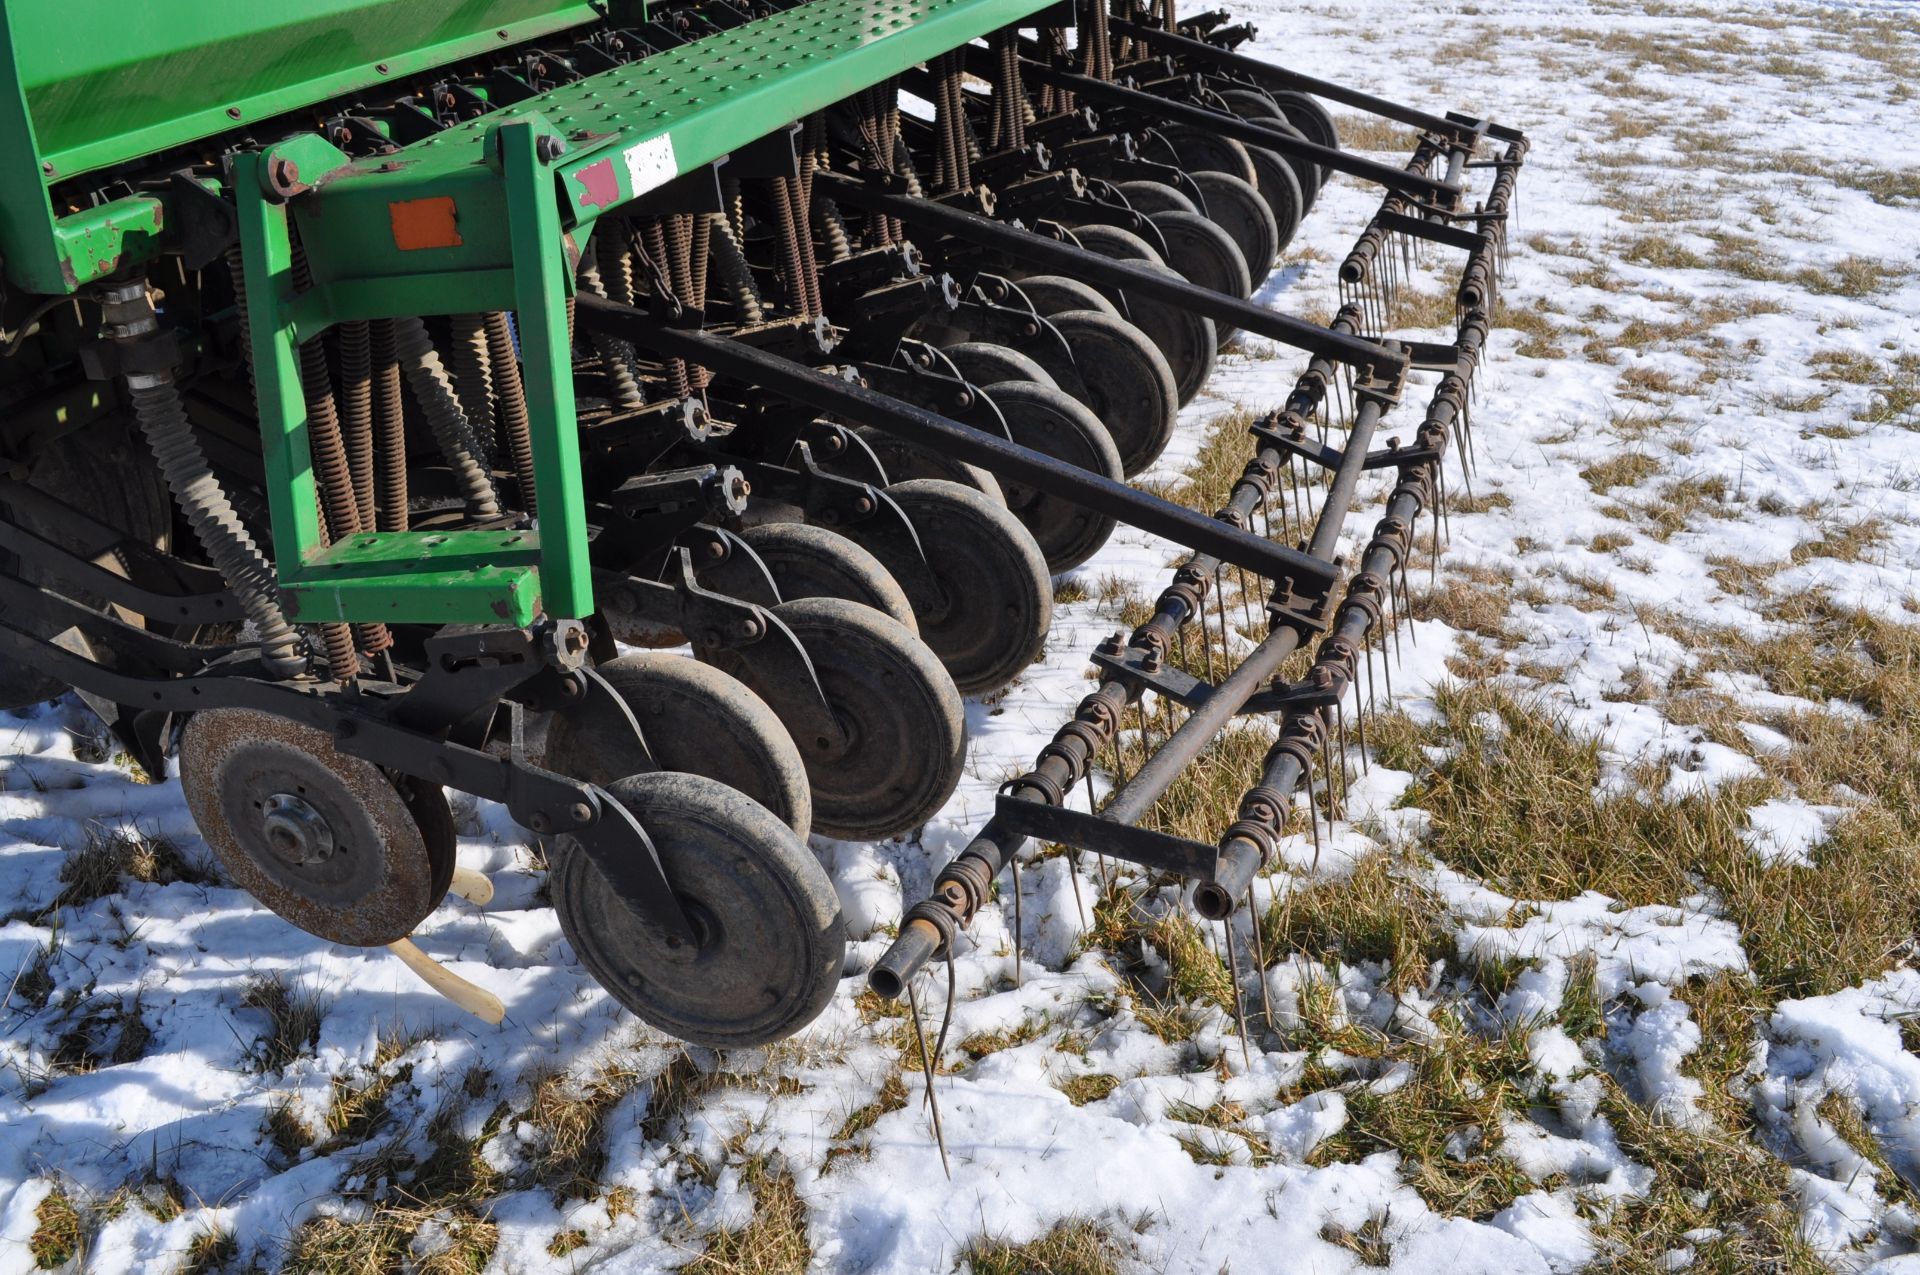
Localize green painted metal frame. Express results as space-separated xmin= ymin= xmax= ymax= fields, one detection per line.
xmin=229 ymin=0 xmax=1061 ymax=626
xmin=234 ymin=124 xmax=593 ymax=627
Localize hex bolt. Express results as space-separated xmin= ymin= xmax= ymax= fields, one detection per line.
xmin=536 ymin=135 xmax=567 ymax=162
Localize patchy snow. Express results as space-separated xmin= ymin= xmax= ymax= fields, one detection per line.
xmin=1 ymin=0 xmax=1917 ymax=1271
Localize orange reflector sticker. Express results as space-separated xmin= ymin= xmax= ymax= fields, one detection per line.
xmin=388 ymin=196 xmax=462 ymax=251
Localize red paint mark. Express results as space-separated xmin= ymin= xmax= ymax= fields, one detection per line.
xmin=574 ymin=158 xmax=619 ymax=209
xmin=388 ymin=196 xmax=461 ymax=251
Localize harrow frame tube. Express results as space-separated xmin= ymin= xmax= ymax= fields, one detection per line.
xmin=573 ymin=291 xmax=1337 ymax=592
xmin=871 ymin=340 xmax=1384 ymax=998
xmin=1104 ymin=388 xmax=1380 ymax=821
xmin=1200 ymin=139 xmax=1525 ymax=918
xmin=1106 ymin=18 xmax=1524 ymax=146
xmin=813 ymin=171 xmax=1406 ymax=376
xmin=869 ymin=131 xmax=1532 ymax=998
xmin=1008 ymin=57 xmax=1463 ymax=203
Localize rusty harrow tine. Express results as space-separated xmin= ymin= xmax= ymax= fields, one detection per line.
xmin=1245 ymin=885 xmax=1276 ymax=1031
xmin=908 ymin=981 xmax=950 ymax=1179
xmin=1223 ymin=918 xmax=1251 ymax=1070
xmin=1204 ymin=219 xmax=1513 ymax=912
xmin=1010 ymin=852 xmax=1023 ymax=990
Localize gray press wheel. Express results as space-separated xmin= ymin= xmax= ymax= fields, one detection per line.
xmin=1251 ymin=112 xmax=1322 ymax=210
xmin=1008 ymin=274 xmax=1119 ymax=321
xmin=852 ymin=426 xmax=1006 ymax=507
xmin=1188 ymin=170 xmax=1281 ymax=277
xmin=1271 ymin=90 xmax=1338 ymax=202
xmin=854 ymin=478 xmax=1051 ymax=697
xmin=553 ymin=771 xmax=845 ymax=1048
xmin=982 ymin=380 xmax=1124 ymax=572
xmin=736 ymin=521 xmax=918 ymax=632
xmin=1068 ymin=226 xmax=1216 ymax=410
xmin=1242 ymin=142 xmax=1306 ymax=256
xmin=1157 ymin=126 xmax=1259 ymax=187
xmin=1216 ymin=87 xmax=1286 ymax=125
xmin=544 ymin=652 xmax=813 ymax=838
xmin=940 ymin=341 xmax=1059 ymax=391
xmin=1148 ymin=210 xmax=1252 ymax=349
xmin=1113 ymin=180 xmax=1201 ymax=217
xmin=1046 ymin=309 xmax=1180 ymax=476
xmin=729 ymin=597 xmax=965 ymax=840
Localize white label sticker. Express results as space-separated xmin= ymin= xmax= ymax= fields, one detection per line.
xmin=624 ymin=133 xmax=678 ymax=197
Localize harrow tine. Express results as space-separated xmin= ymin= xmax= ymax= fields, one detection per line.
xmin=1399 ymin=553 xmax=1418 ymax=650
xmin=908 ymin=981 xmax=951 ymax=1179
xmin=1222 ymin=918 xmax=1251 ymax=1070
xmin=1010 ymin=852 xmax=1023 ymax=990
xmin=1245 ymin=886 xmax=1276 ymax=1031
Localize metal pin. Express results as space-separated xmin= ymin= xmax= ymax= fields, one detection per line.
xmin=1365 ymin=632 xmax=1379 ymax=716
xmin=1067 ymin=849 xmax=1086 ymax=928
xmin=1399 ymin=555 xmax=1418 ymax=651
xmin=1352 ymin=681 xmax=1371 ymax=774
xmin=908 ymin=982 xmax=950 ymax=1179
xmin=1336 ymin=700 xmax=1353 ymax=799
xmin=1084 ymin=767 xmax=1114 ymax=893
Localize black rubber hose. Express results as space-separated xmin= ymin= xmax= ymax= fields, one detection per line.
xmin=125 ymin=374 xmax=307 ymax=678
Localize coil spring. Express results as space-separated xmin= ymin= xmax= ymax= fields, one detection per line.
xmin=483 ymin=312 xmax=538 ymax=516
xmin=369 ymin=319 xmax=410 ymax=533
xmin=391 ymin=317 xmax=501 ymax=518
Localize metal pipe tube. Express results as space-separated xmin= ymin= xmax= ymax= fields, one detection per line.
xmin=574 ymin=291 xmax=1339 ymax=590
xmin=813 ymin=172 xmax=1403 ymax=375
xmin=1012 ymin=58 xmax=1462 ymax=203
xmin=1107 ymin=20 xmax=1520 ymax=144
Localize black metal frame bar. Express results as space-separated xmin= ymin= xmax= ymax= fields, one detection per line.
xmin=574 ymin=290 xmax=1341 ymax=598
xmin=812 ymin=171 xmax=1406 ymax=376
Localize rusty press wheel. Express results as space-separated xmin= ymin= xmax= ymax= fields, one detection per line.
xmin=852 ymin=427 xmax=1006 ymax=507
xmin=1068 ymin=226 xmax=1215 ymax=410
xmin=553 ymin=771 xmax=844 ymax=1048
xmin=181 ymin=709 xmax=452 ymax=947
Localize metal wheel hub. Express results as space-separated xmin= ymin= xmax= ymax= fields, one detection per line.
xmin=180 ymin=708 xmax=453 ymax=947
xmin=260 ymin=792 xmax=336 ymax=867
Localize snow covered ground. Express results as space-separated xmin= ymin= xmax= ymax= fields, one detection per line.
xmin=1 ymin=1 xmax=1917 ymax=1271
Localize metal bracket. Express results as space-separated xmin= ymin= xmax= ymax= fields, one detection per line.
xmin=993 ymin=794 xmax=1219 ymax=880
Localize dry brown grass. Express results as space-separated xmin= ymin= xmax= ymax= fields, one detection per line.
xmin=1579 ymin=452 xmax=1662 ymax=493
xmin=241 ymin=975 xmax=326 ymax=1073
xmin=1057 ymin=1073 xmax=1120 ymax=1106
xmin=29 ymin=1186 xmax=80 ymax=1270
xmin=1384 ymin=670 xmax=1920 ymax=1003
xmin=681 ymin=1155 xmax=811 ymax=1274
xmin=50 ymin=825 xmax=207 ymax=916
xmin=1335 ymin=115 xmax=1421 ymax=153
xmin=964 ymin=1218 xmax=1125 ymax=1275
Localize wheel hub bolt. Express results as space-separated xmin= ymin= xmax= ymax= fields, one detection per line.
xmin=261 ymin=793 xmax=336 ymax=867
